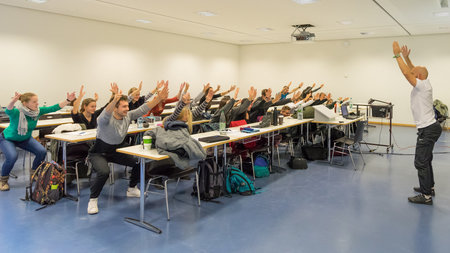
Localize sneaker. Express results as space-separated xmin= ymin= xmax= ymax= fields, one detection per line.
xmin=87 ymin=198 xmax=99 ymax=215
xmin=408 ymin=194 xmax=432 ymax=205
xmin=413 ymin=187 xmax=435 ymax=196
xmin=126 ymin=186 xmax=141 ymax=198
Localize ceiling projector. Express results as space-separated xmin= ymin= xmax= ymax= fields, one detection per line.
xmin=291 ymin=24 xmax=315 ymax=42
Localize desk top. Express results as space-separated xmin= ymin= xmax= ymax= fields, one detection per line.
xmin=117 ymin=118 xmax=312 ymax=160
xmin=45 ymin=119 xmax=211 ymax=143
xmin=312 ymin=116 xmax=364 ymax=125
xmin=0 ymin=118 xmax=73 ymax=129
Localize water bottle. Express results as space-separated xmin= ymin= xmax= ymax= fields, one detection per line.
xmin=349 ymin=97 xmax=353 ymax=110
xmin=272 ymin=107 xmax=278 ymax=126
xmin=297 ymin=106 xmax=303 ymax=120
xmin=149 ymin=113 xmax=155 ymax=127
xmin=137 ymin=117 xmax=143 ymax=129
xmin=219 ymin=110 xmax=226 ymax=134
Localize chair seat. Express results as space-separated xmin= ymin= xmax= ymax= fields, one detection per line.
xmin=335 ymin=137 xmax=355 ymax=146
xmin=148 ymin=166 xmax=195 ymax=180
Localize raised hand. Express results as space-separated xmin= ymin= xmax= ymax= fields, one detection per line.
xmin=94 ymin=93 xmax=99 ymax=101
xmin=12 ymin=92 xmax=21 ymax=102
xmin=157 ymin=81 xmax=169 ymax=101
xmin=314 ymin=93 xmax=320 ymax=100
xmin=110 ymin=82 xmax=119 ymax=95
xmin=67 ymin=92 xmax=76 ymax=102
xmin=233 ymin=87 xmax=240 ymax=99
xmin=319 ymin=83 xmax=324 ymax=89
xmin=156 ymin=80 xmax=164 ymax=90
xmin=203 ymin=83 xmax=210 ymax=93
xmin=393 ymin=41 xmax=401 ymax=55
xmin=205 ymin=87 xmax=214 ymax=102
xmin=138 ymin=81 xmax=143 ymax=91
xmin=311 ymin=83 xmax=316 ymax=88
xmin=179 ymin=82 xmax=186 ymax=92
xmin=229 ymin=85 xmax=236 ymax=92
xmin=78 ymin=85 xmax=86 ymax=98
xmin=401 ymin=45 xmax=410 ymax=58
xmin=248 ymin=86 xmax=257 ymax=101
xmin=287 ymin=81 xmax=292 ymax=87
xmin=293 ymin=91 xmax=301 ymax=101
xmin=182 ymin=92 xmax=191 ymax=104
xmin=298 ymin=82 xmax=303 ymax=88
xmin=272 ymin=92 xmax=281 ymax=104
xmin=184 ymin=82 xmax=190 ymax=93
xmin=327 ymin=93 xmax=331 ymax=100
xmin=304 ymin=93 xmax=311 ymax=101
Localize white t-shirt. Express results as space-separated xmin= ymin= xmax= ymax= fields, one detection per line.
xmin=410 ymin=78 xmax=436 ymax=129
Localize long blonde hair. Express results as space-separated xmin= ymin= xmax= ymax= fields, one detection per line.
xmin=163 ymin=106 xmax=193 ymax=133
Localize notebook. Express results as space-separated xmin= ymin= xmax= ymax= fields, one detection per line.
xmin=198 ymin=135 xmax=230 ymax=143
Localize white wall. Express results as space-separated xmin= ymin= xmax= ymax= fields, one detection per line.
xmin=239 ymin=35 xmax=450 ymax=125
xmin=0 ymin=5 xmax=239 ymax=107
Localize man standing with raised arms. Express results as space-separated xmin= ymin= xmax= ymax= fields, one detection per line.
xmin=393 ymin=41 xmax=442 ymax=205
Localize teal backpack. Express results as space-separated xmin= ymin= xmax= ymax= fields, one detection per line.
xmin=253 ymin=154 xmax=270 ymax=178
xmin=225 ymin=166 xmax=256 ymax=196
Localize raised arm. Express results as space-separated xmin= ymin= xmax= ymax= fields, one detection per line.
xmin=7 ymin=92 xmax=21 ymax=110
xmin=72 ymin=85 xmax=85 ymax=114
xmin=220 ymin=85 xmax=236 ymax=96
xmin=393 ymin=41 xmax=416 ymax=87
xmin=59 ymin=92 xmax=76 ymax=109
xmin=401 ymin=45 xmax=415 ymax=69
xmin=104 ymin=83 xmax=122 ymax=114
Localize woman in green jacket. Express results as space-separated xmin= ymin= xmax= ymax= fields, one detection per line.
xmin=0 ymin=91 xmax=75 ymax=191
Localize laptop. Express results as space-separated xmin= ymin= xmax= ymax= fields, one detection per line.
xmin=341 ymin=105 xmax=358 ymax=119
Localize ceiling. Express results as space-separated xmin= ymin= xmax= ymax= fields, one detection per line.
xmin=1 ymin=0 xmax=449 ymax=45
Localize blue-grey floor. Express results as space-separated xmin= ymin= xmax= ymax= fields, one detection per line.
xmin=1 ymin=125 xmax=450 ymax=253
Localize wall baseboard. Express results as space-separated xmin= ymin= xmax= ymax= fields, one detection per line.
xmin=368 ymin=121 xmax=449 ymax=131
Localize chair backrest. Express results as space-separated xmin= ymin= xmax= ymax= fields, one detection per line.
xmin=229 ymin=119 xmax=247 ymax=127
xmin=353 ymin=120 xmax=366 ymax=143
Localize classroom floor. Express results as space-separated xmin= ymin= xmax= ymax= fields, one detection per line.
xmin=1 ymin=124 xmax=450 ymax=253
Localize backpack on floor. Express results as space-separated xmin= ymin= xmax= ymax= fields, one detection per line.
xmin=253 ymin=154 xmax=270 ymax=178
xmin=25 ymin=161 xmax=66 ymax=210
xmin=192 ymin=157 xmax=224 ymax=201
xmin=226 ymin=166 xmax=256 ymax=196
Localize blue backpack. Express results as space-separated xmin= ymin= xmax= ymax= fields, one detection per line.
xmin=253 ymin=154 xmax=270 ymax=178
xmin=226 ymin=166 xmax=256 ymax=196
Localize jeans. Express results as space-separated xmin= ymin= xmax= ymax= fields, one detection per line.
xmin=88 ymin=151 xmax=140 ymax=199
xmin=0 ymin=133 xmax=47 ymax=177
xmin=414 ymin=121 xmax=442 ymax=196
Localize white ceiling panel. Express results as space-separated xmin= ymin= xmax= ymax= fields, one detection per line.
xmin=1 ymin=0 xmax=449 ymax=44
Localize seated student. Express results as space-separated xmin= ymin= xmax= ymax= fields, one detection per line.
xmin=71 ymin=85 xmax=109 ymax=129
xmin=299 ymin=83 xmax=324 ymax=99
xmin=144 ymin=82 xmax=187 ymax=117
xmin=198 ymin=84 xmax=236 ymax=112
xmin=280 ymin=93 xmax=313 ymax=117
xmin=0 ymin=91 xmax=76 ymax=191
xmin=228 ymin=87 xmax=257 ymax=125
xmin=127 ymin=81 xmax=161 ymax=111
xmin=86 ymin=81 xmax=169 ymax=215
xmin=249 ymin=88 xmax=295 ymax=123
xmin=149 ymin=90 xmax=214 ymax=170
xmin=280 ymin=82 xmax=303 ymax=100
xmin=209 ymin=88 xmax=240 ymax=125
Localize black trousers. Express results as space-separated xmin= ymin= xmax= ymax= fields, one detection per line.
xmin=88 ymin=151 xmax=140 ymax=199
xmin=414 ymin=121 xmax=442 ymax=196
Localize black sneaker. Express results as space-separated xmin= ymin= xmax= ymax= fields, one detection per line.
xmin=408 ymin=194 xmax=433 ymax=205
xmin=413 ymin=187 xmax=435 ymax=196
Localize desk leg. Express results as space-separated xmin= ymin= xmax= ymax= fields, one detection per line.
xmin=62 ymin=141 xmax=77 ymax=202
xmin=328 ymin=125 xmax=331 ymax=162
xmin=124 ymin=157 xmax=162 ymax=234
